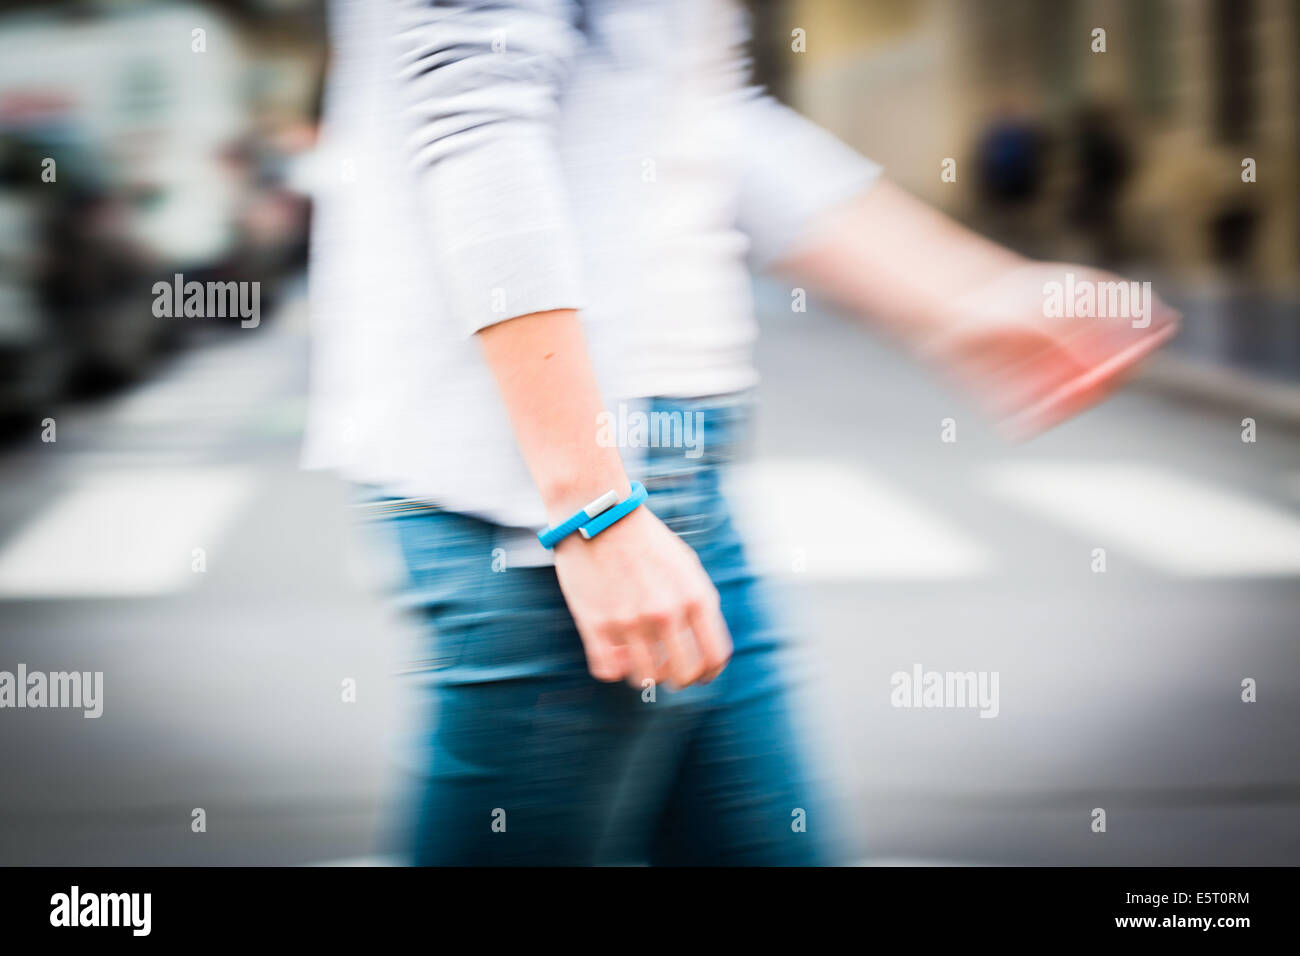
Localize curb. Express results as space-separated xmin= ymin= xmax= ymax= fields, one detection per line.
xmin=1134 ymin=354 xmax=1300 ymax=426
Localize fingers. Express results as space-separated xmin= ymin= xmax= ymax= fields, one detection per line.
xmin=624 ymin=633 xmax=660 ymax=689
xmin=578 ymin=624 xmax=626 ymax=683
xmin=647 ymin=574 xmax=731 ymax=689
xmin=686 ymin=593 xmax=732 ymax=685
xmin=660 ymin=612 xmax=704 ymax=689
xmin=561 ymin=518 xmax=731 ymax=690
xmin=580 ymin=591 xmax=730 ymax=691
xmin=1003 ymin=324 xmax=1178 ymax=439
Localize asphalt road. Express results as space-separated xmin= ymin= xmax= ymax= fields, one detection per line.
xmin=1 ymin=281 xmax=1297 ymax=865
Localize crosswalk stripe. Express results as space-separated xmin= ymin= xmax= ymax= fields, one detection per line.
xmin=982 ymin=462 xmax=1300 ymax=576
xmin=0 ymin=468 xmax=254 ymax=598
xmin=307 ymin=855 xmax=400 ymax=867
xmin=725 ymin=460 xmax=994 ymax=580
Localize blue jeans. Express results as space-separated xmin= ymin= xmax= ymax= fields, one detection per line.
xmin=361 ymin=396 xmax=834 ymax=865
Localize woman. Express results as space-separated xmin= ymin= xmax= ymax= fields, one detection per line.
xmin=304 ymin=0 xmax=1177 ymax=864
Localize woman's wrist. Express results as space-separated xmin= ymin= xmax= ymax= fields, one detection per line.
xmin=539 ymin=466 xmax=633 ymax=527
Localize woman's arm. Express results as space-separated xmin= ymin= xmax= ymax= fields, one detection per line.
xmin=478 ymin=309 xmax=731 ymax=689
xmin=774 ymin=181 xmax=1179 ymax=436
xmin=393 ymin=1 xmax=730 ymax=688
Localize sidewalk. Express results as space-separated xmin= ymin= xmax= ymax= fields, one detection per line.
xmin=1136 ymin=285 xmax=1300 ymax=425
xmin=1135 ymin=354 xmax=1300 ymax=426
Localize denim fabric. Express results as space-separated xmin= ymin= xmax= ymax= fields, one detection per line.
xmin=361 ymin=396 xmax=834 ymax=865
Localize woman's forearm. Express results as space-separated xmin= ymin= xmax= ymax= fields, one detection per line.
xmin=776 ymin=179 xmax=1026 ymax=346
xmin=477 ymin=308 xmax=631 ymax=524
xmin=476 ymin=307 xmax=731 ymax=690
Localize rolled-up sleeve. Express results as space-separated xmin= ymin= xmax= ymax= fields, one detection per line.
xmin=733 ymin=90 xmax=883 ymax=270
xmin=394 ymin=0 xmax=586 ymax=335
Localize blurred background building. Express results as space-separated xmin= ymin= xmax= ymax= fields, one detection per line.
xmin=0 ymin=0 xmax=1297 ymax=865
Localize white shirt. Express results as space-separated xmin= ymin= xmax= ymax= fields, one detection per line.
xmin=302 ymin=0 xmax=880 ymax=529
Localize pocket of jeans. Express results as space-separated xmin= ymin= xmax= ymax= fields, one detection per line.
xmin=387 ymin=509 xmax=494 ymax=672
xmin=643 ymin=468 xmax=727 ymax=541
xmin=452 ymin=595 xmax=581 ymax=676
xmin=392 ymin=513 xmax=582 ymax=676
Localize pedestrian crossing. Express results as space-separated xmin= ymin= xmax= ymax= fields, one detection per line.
xmin=725 ymin=460 xmax=994 ymax=580
xmin=728 ymin=459 xmax=1300 ymax=581
xmin=0 ymin=468 xmax=254 ymax=598
xmin=103 ymin=331 xmax=296 ymax=434
xmin=1 ymin=457 xmax=1297 ymax=598
xmin=982 ymin=462 xmax=1300 ymax=578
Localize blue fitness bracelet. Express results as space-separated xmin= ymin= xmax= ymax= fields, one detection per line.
xmin=537 ymin=481 xmax=647 ymax=549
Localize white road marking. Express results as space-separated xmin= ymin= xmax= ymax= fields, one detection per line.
xmin=0 ymin=468 xmax=254 ymax=597
xmin=726 ymin=460 xmax=993 ymax=580
xmin=307 ymin=855 xmax=400 ymax=867
xmin=983 ymin=462 xmax=1300 ymax=576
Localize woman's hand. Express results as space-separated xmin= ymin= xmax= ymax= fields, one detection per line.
xmin=927 ymin=262 xmax=1180 ymax=438
xmin=552 ymin=504 xmax=732 ymax=689
xmin=779 ymin=183 xmax=1179 ymax=439
xmin=477 ymin=308 xmax=732 ymax=689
